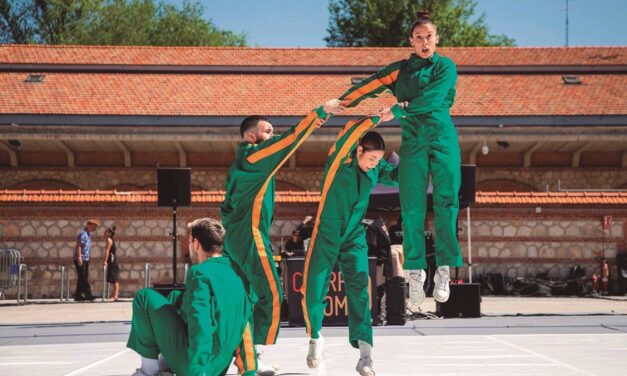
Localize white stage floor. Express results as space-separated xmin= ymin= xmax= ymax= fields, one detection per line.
xmin=1 ymin=317 xmax=626 ymax=376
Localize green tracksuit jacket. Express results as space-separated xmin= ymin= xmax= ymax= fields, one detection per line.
xmin=301 ymin=116 xmax=398 ymax=348
xmin=220 ymin=106 xmax=329 ymax=347
xmin=340 ymin=51 xmax=462 ymax=270
xmin=126 ymin=256 xmax=255 ymax=376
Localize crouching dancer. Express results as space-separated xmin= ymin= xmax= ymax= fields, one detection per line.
xmin=127 ymin=218 xmax=256 ymax=376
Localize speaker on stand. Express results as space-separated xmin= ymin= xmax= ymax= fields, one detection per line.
xmin=459 ymin=164 xmax=476 ymax=284
xmin=156 ymin=168 xmax=191 ymax=295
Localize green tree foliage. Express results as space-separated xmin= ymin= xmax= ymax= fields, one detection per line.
xmin=326 ymin=0 xmax=515 ymax=47
xmin=0 ymin=0 xmax=246 ymax=46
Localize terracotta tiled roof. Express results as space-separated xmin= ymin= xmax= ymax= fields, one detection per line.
xmin=1 ymin=45 xmax=625 ymax=66
xmin=1 ymin=72 xmax=625 ymax=116
xmin=1 ymin=190 xmax=626 ymax=206
xmin=477 ymin=191 xmax=627 ymax=205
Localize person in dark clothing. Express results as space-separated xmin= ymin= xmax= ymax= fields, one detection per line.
xmin=298 ymin=215 xmax=315 ymax=242
xmin=365 ymin=216 xmax=393 ymax=324
xmin=103 ymin=225 xmax=120 ymax=301
xmin=365 ymin=217 xmax=392 ymax=278
xmin=283 ymin=230 xmax=304 ymax=256
xmin=73 ymin=219 xmax=98 ymax=301
xmin=388 ymin=216 xmax=404 ymax=246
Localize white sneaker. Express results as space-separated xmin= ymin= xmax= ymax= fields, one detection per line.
xmin=406 ymin=269 xmax=426 ymax=308
xmin=306 ymin=337 xmax=324 ymax=368
xmin=256 ymin=352 xmax=279 ymax=376
xmin=433 ymin=267 xmax=451 ymax=303
xmin=356 ymin=356 xmax=376 ymax=376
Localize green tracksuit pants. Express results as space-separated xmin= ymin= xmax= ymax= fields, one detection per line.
xmin=399 ymin=116 xmax=462 ymax=270
xmin=127 ymin=289 xmax=245 ymax=376
xmin=127 ymin=257 xmax=256 ymax=376
xmin=223 ymin=218 xmax=283 ymax=346
xmin=302 ymin=221 xmax=372 ymax=348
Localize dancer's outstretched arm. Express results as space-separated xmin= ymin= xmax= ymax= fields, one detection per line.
xmin=245 ymin=99 xmax=344 ymax=169
xmin=339 ymin=62 xmax=402 ymax=108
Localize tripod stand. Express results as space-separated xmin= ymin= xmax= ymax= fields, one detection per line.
xmin=156 ymin=168 xmax=191 ymax=294
xmin=169 ymin=204 xmax=180 ymax=286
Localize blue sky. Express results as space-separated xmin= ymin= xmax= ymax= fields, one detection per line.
xmin=169 ymin=0 xmax=626 ymax=47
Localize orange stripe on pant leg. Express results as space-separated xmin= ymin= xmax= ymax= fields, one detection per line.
xmin=242 ymin=323 xmax=255 ymax=371
xmin=301 ymin=117 xmax=377 ymax=336
xmin=251 ymin=116 xmax=322 ymax=344
xmin=234 ymin=350 xmax=244 ymax=374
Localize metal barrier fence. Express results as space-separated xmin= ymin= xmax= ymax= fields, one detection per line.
xmin=0 ymin=249 xmax=20 ymax=298
xmin=17 ymin=263 xmax=28 ymax=304
xmin=59 ymin=265 xmax=72 ymax=302
xmin=102 ymin=264 xmax=109 ymax=302
xmin=144 ymin=263 xmax=151 ymax=288
xmin=60 ymin=265 xmax=65 ymax=302
xmin=0 ymin=249 xmax=28 ymax=303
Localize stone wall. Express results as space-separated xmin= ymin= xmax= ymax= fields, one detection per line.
xmin=1 ymin=205 xmax=625 ymax=299
xmin=1 ymin=166 xmax=626 ymax=192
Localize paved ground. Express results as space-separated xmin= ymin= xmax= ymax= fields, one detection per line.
xmin=2 ymin=296 xmax=626 ymax=324
xmin=1 ymin=297 xmax=626 ymax=376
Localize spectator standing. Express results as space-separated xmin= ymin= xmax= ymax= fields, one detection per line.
xmin=103 ymin=225 xmax=120 ymax=301
xmin=73 ymin=219 xmax=98 ymax=301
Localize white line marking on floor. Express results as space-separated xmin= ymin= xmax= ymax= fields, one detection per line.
xmin=487 ymin=336 xmax=598 ymax=376
xmin=62 ymin=348 xmax=130 ymax=376
xmin=396 ymin=355 xmax=535 ymax=359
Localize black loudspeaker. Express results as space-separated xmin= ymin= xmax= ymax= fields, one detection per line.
xmin=459 ymin=165 xmax=476 ymax=204
xmin=157 ymin=168 xmax=191 ymax=207
xmin=617 ymin=253 xmax=627 ymax=295
xmin=385 ymin=276 xmax=407 ymax=325
xmin=435 ymin=283 xmax=481 ymax=318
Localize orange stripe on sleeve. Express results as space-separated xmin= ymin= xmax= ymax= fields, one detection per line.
xmin=327 ymin=119 xmax=359 ymax=157
xmin=341 ymin=70 xmax=399 ymax=105
xmin=247 ymin=111 xmax=320 ymax=164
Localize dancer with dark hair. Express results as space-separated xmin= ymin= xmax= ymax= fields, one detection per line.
xmin=220 ymin=99 xmax=344 ymax=375
xmin=338 ymin=10 xmax=462 ymax=308
xmin=103 ymin=225 xmax=120 ymax=301
xmin=301 ymin=119 xmax=398 ymax=376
